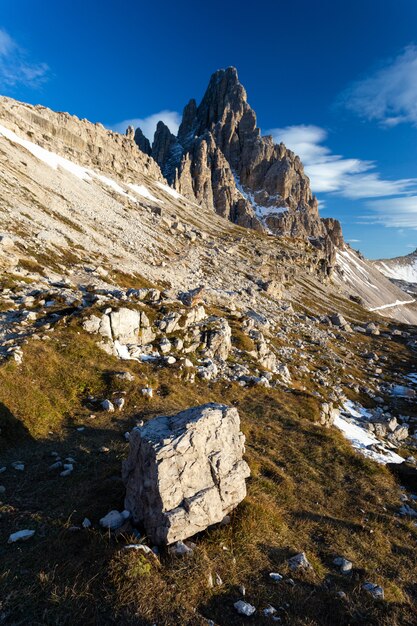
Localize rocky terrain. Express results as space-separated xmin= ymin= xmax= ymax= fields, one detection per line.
xmin=1 ymin=77 xmax=417 ymax=625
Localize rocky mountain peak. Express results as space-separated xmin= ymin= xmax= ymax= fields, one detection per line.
xmin=133 ymin=67 xmax=343 ymax=275
xmin=195 ymin=66 xmax=249 ymax=132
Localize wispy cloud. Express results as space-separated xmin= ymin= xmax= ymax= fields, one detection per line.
xmin=0 ymin=28 xmax=50 ymax=89
xmin=366 ymin=196 xmax=417 ymax=229
xmin=340 ymin=45 xmax=417 ymax=127
xmin=348 ymin=239 xmax=361 ymax=243
xmin=267 ymin=124 xmax=417 ymax=199
xmin=110 ymin=110 xmax=181 ymax=141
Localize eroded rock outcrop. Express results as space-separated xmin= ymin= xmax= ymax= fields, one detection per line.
xmin=123 ymin=403 xmax=250 ymax=544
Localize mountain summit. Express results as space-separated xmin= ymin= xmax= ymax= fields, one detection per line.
xmin=133 ymin=67 xmax=342 ymax=274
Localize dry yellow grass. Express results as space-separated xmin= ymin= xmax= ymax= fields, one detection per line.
xmin=1 ymin=323 xmax=417 ymax=625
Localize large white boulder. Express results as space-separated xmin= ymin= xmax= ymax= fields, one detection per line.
xmin=123 ymin=403 xmax=250 ymax=545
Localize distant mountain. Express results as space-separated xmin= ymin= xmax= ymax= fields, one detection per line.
xmin=374 ymin=249 xmax=417 ymax=284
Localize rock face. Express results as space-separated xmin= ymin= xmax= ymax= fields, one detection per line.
xmin=134 ymin=67 xmax=341 ymax=273
xmin=123 ymin=403 xmax=250 ymax=545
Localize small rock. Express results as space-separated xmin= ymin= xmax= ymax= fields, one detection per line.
xmin=269 ymin=572 xmax=283 ymax=582
xmin=333 ymin=556 xmax=353 ymax=574
xmin=114 ymin=397 xmax=125 ymax=411
xmin=101 ymin=399 xmax=115 ymax=412
xmin=399 ymin=503 xmax=417 ymax=517
xmin=12 ymin=462 xmax=24 ymax=471
xmin=8 ymin=529 xmax=35 ymax=543
xmin=362 ymin=582 xmax=384 ymax=600
xmin=141 ymin=387 xmax=153 ymax=399
xmin=263 ymin=605 xmax=278 ymax=617
xmin=234 ymin=600 xmax=256 ymax=616
xmin=82 ymin=518 xmax=92 ymax=528
xmin=48 ymin=461 xmax=63 ymax=471
xmin=288 ymin=552 xmax=312 ymax=570
xmin=99 ymin=510 xmax=130 ymax=530
xmin=172 ymin=540 xmax=193 ymax=556
xmin=0 ymin=485 xmax=5 ymax=494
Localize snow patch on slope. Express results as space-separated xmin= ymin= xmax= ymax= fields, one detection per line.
xmin=334 ymin=400 xmax=404 ymax=465
xmin=370 ymin=298 xmax=415 ymax=312
xmin=128 ymin=184 xmax=161 ymax=203
xmin=376 ymin=259 xmax=417 ymax=284
xmin=156 ymin=181 xmax=182 ymax=199
xmin=0 ymin=123 xmax=162 ymax=207
xmin=336 ymin=249 xmax=378 ymax=291
xmin=233 ymin=174 xmax=287 ymax=219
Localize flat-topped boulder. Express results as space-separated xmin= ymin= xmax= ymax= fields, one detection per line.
xmin=122 ymin=403 xmax=250 ymax=545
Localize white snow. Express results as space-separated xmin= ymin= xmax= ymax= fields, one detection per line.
xmin=336 ymin=249 xmax=378 ymax=291
xmin=156 ymin=181 xmax=181 ymax=199
xmin=0 ymin=123 xmax=91 ymax=181
xmin=0 ymin=123 xmax=162 ymax=207
xmin=334 ymin=400 xmax=404 ymax=465
xmin=114 ymin=341 xmax=140 ymax=361
xmin=369 ymin=298 xmax=415 ymax=312
xmin=128 ymin=183 xmax=161 ymax=203
xmin=233 ymin=174 xmax=287 ymax=220
xmin=377 ymin=259 xmax=417 ymax=284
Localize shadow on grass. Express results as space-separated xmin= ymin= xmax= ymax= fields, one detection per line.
xmin=0 ymin=413 xmax=140 ymax=625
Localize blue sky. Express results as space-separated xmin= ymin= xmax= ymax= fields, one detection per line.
xmin=1 ymin=0 xmax=417 ymax=259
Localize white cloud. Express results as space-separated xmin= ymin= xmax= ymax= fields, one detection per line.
xmin=267 ymin=124 xmax=417 ymax=199
xmin=366 ymin=196 xmax=417 ymax=229
xmin=0 ymin=27 xmax=49 ymax=89
xmin=348 ymin=239 xmax=361 ymax=243
xmin=110 ymin=110 xmax=181 ymax=141
xmin=341 ymin=45 xmax=417 ymax=127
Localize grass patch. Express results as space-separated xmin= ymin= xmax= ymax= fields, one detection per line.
xmin=0 ymin=325 xmax=417 ymax=624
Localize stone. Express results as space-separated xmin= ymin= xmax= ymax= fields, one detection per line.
xmin=113 ymin=371 xmax=135 ymax=382
xmin=159 ymin=338 xmax=172 ymax=354
xmin=141 ymin=387 xmax=153 ymax=399
xmin=100 ymin=510 xmax=130 ymax=530
xmin=172 ymin=540 xmax=193 ymax=556
xmin=179 ymin=286 xmax=205 ymax=307
xmin=362 ymin=582 xmax=384 ymax=600
xmin=288 ymin=552 xmax=312 ymax=571
xmin=333 ymin=556 xmax=353 ymax=574
xmin=260 ymin=280 xmax=282 ymax=299
xmin=123 ymin=403 xmax=250 ymax=545
xmin=234 ymin=601 xmax=256 ymax=616
xmin=114 ymin=397 xmax=125 ymax=411
xmin=399 ymin=503 xmax=417 ymax=517
xmin=101 ymin=399 xmax=115 ymax=412
xmin=269 ymin=572 xmax=283 ymax=582
xmin=263 ymin=605 xmax=277 ymax=617
xmin=200 ymin=317 xmax=232 ymax=361
xmin=8 ymin=529 xmax=35 ymax=543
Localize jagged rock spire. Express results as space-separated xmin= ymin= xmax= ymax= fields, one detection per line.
xmin=133 ymin=127 xmax=151 ymax=156
xmin=133 ymin=66 xmax=342 ymax=273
